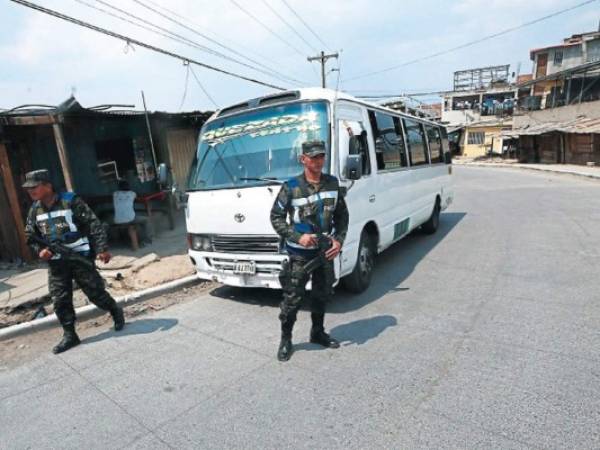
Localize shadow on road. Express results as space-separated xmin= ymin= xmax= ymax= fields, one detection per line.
xmin=330 ymin=212 xmax=465 ymax=313
xmin=82 ymin=318 xmax=178 ymax=344
xmin=294 ymin=315 xmax=398 ymax=353
xmin=331 ymin=315 xmax=398 ymax=346
xmin=209 ymin=212 xmax=465 ymax=314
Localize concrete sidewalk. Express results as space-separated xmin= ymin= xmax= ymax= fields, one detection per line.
xmin=0 ymin=211 xmax=194 ymax=326
xmin=454 ymin=158 xmax=600 ymax=180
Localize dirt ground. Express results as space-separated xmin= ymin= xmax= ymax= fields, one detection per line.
xmin=0 ymin=254 xmax=196 ymax=329
xmin=0 ymin=281 xmax=214 ymax=369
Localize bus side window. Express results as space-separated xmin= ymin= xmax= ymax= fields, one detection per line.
xmin=425 ymin=125 xmax=443 ymax=164
xmin=440 ymin=127 xmax=452 ymax=164
xmin=404 ymin=118 xmax=429 ymax=166
xmin=340 ymin=120 xmax=371 ymax=176
xmin=368 ymin=110 xmax=405 ymax=171
xmin=393 ymin=117 xmax=408 ymax=168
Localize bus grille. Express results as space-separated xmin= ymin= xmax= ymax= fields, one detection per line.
xmin=211 ymin=235 xmax=280 ymax=254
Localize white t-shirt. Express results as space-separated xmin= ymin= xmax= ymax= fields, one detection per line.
xmin=113 ymin=190 xmax=137 ymax=224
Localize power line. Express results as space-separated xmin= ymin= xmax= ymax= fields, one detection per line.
xmin=260 ymin=0 xmax=318 ymax=53
xmin=229 ymin=0 xmax=306 ymax=58
xmin=10 ymin=0 xmax=287 ymax=90
xmin=142 ymin=0 xmax=281 ymax=67
xmin=356 ymin=90 xmax=452 ymax=98
xmin=73 ymin=0 xmax=220 ymax=56
xmin=345 ymin=0 xmax=599 ymax=82
xmin=190 ymin=66 xmax=219 ymax=109
xmin=131 ymin=0 xmax=307 ymax=85
xmin=279 ymin=0 xmax=330 ymax=51
xmin=81 ymin=0 xmax=304 ymax=86
xmin=178 ymin=62 xmax=190 ymax=110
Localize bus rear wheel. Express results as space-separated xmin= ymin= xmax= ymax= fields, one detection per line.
xmin=343 ymin=230 xmax=375 ymax=293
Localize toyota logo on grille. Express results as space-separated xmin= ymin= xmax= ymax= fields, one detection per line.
xmin=234 ymin=213 xmax=245 ymax=223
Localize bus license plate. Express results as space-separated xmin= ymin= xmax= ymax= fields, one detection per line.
xmin=233 ymin=261 xmax=256 ymax=275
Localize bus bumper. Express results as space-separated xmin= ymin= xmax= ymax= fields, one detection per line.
xmin=188 ymin=250 xmax=287 ymax=289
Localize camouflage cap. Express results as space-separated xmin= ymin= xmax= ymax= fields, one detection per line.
xmin=22 ymin=169 xmax=51 ymax=188
xmin=301 ymin=140 xmax=326 ymax=157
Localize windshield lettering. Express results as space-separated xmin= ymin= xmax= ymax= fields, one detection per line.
xmin=187 ymin=101 xmax=329 ymax=191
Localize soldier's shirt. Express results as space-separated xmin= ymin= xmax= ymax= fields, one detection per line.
xmin=270 ymin=172 xmax=349 ymax=258
xmin=25 ymin=192 xmax=109 ymax=257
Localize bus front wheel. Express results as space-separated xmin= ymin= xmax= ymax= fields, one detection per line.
xmin=343 ymin=230 xmax=375 ymax=293
xmin=422 ymin=199 xmax=440 ymax=235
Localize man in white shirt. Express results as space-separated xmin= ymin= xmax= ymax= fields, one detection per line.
xmin=113 ymin=180 xmax=137 ymax=224
xmin=112 ymin=180 xmax=150 ymax=243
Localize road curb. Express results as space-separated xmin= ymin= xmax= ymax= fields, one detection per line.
xmin=0 ymin=274 xmax=202 ymax=341
xmin=459 ymin=163 xmax=600 ymax=180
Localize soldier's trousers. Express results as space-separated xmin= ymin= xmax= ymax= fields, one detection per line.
xmin=279 ymin=256 xmax=335 ymax=336
xmin=48 ymin=259 xmax=118 ymax=327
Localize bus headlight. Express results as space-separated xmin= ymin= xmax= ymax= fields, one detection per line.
xmin=189 ymin=234 xmax=213 ymax=251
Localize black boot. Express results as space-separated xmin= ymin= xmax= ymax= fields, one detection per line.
xmin=310 ymin=313 xmax=340 ymax=349
xmin=111 ymin=306 xmax=125 ymax=331
xmin=52 ymin=325 xmax=81 ymax=354
xmin=277 ymin=314 xmax=295 ymax=362
xmin=277 ymin=335 xmax=293 ymax=362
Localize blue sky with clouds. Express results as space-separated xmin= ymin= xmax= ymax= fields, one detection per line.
xmin=1 ymin=0 xmax=598 ymax=111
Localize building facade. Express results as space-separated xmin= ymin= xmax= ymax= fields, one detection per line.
xmin=441 ymin=65 xmax=517 ymax=158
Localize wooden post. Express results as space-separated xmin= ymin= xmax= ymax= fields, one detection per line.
xmin=52 ymin=118 xmax=75 ymax=191
xmin=0 ymin=142 xmax=31 ymax=261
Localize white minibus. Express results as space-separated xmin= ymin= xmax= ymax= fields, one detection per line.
xmin=185 ymin=88 xmax=453 ymax=292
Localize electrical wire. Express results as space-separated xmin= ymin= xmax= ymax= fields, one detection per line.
xmin=279 ymin=0 xmax=330 ymax=51
xmin=178 ymin=62 xmax=190 ymax=110
xmin=345 ymin=0 xmax=599 ymax=82
xmin=131 ymin=0 xmax=307 ymax=85
xmin=9 ymin=0 xmax=287 ymax=90
xmin=142 ymin=0 xmax=281 ymax=67
xmin=82 ymin=0 xmax=305 ymax=86
xmin=229 ymin=0 xmax=306 ymax=58
xmin=72 ymin=0 xmax=211 ymax=53
xmin=260 ymin=0 xmax=318 ymax=53
xmin=190 ymin=66 xmax=220 ymax=109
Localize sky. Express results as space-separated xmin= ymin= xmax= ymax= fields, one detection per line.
xmin=1 ymin=0 xmax=598 ymax=112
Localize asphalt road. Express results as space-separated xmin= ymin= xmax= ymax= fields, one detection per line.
xmin=2 ymin=166 xmax=600 ymax=449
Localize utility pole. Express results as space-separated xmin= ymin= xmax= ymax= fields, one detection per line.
xmin=307 ymin=51 xmax=339 ymax=88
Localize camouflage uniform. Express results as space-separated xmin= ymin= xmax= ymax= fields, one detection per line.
xmin=25 ymin=192 xmax=119 ymax=328
xmin=270 ymin=172 xmax=349 ymax=337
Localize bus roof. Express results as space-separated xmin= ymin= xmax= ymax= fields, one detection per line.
xmin=207 ymin=87 xmax=443 ymax=127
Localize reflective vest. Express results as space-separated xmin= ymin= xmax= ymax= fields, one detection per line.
xmin=31 ymin=192 xmax=91 ymax=255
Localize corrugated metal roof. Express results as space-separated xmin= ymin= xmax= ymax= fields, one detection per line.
xmin=0 ymin=95 xmax=212 ymax=121
xmin=502 ymin=116 xmax=600 ymax=137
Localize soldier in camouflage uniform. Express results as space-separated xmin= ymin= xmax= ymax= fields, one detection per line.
xmin=270 ymin=140 xmax=349 ymax=362
xmin=23 ymin=169 xmax=124 ymax=354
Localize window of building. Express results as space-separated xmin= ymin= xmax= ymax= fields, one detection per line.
xmin=425 ymin=125 xmax=443 ymax=163
xmin=368 ymin=110 xmax=407 ymax=171
xmin=467 ymin=131 xmax=485 ymax=145
xmin=554 ymin=50 xmax=563 ymax=65
xmin=403 ymin=118 xmax=429 ymax=166
xmin=95 ymin=138 xmax=135 ymax=181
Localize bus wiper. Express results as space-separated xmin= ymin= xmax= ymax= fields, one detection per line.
xmin=239 ymin=177 xmax=284 ymax=184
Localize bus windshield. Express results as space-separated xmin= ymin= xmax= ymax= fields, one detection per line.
xmin=187 ymin=101 xmax=329 ymax=190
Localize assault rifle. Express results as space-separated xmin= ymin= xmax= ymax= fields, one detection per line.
xmin=28 ymin=234 xmax=95 ymax=270
xmin=302 ymin=233 xmax=333 ymax=274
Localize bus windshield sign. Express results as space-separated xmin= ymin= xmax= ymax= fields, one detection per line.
xmin=188 ymin=101 xmax=329 ymax=190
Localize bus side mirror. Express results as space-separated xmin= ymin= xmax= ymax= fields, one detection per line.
xmin=158 ymin=163 xmax=169 ymax=185
xmin=346 ymin=154 xmax=362 ymax=180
